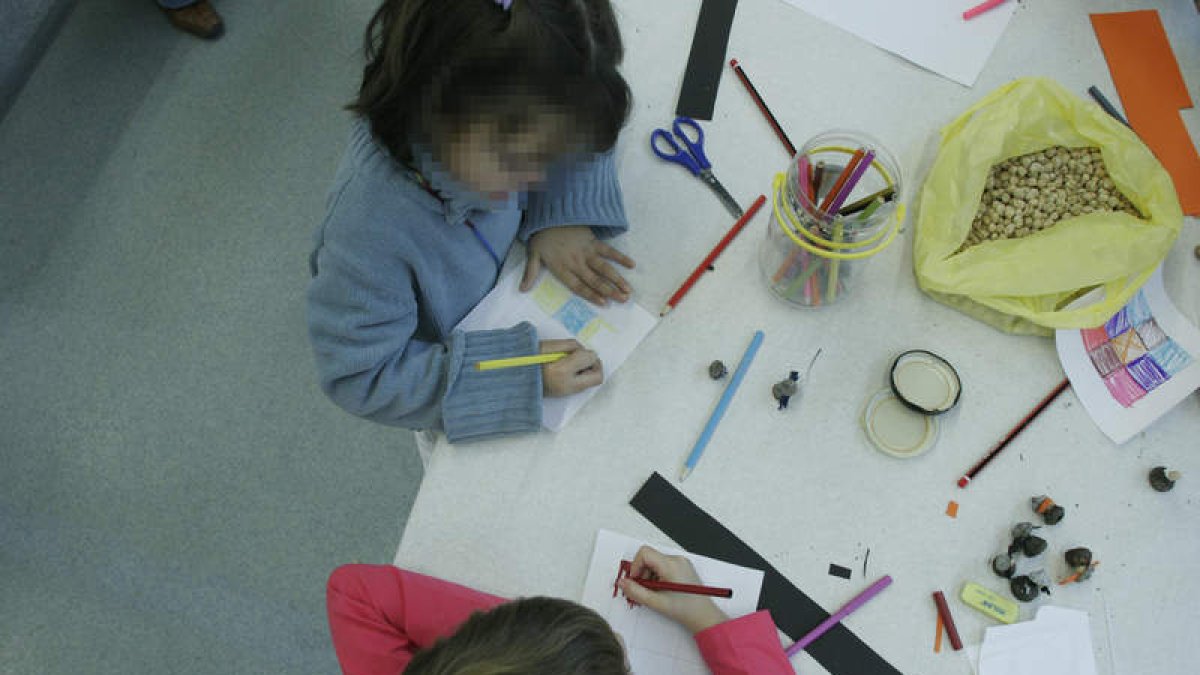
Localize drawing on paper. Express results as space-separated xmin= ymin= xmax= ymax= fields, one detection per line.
xmin=1080 ymin=291 xmax=1193 ymax=407
xmin=532 ymin=276 xmax=616 ymax=345
xmin=580 ymin=530 xmax=764 ymax=675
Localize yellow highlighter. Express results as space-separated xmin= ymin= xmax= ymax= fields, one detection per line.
xmin=960 ymin=582 xmax=1019 ymax=624
xmin=474 ymin=352 xmax=568 ymax=371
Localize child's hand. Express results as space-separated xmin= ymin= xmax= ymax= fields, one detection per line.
xmin=522 ymin=226 xmax=636 ymax=306
xmin=540 ymin=339 xmax=603 ymax=397
xmin=617 ymin=546 xmax=729 ymax=635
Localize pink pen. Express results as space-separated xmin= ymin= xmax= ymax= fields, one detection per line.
xmin=963 ymin=0 xmax=1008 ymax=21
xmin=784 ymin=575 xmax=893 ymax=658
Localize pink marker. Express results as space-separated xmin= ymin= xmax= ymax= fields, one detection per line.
xmin=785 ymin=575 xmax=893 ymax=657
xmin=962 ymin=0 xmax=1008 ymax=21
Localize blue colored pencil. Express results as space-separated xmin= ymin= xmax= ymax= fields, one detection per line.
xmin=680 ymin=330 xmax=764 ymax=481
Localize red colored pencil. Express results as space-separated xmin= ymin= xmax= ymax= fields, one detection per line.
xmin=957 ymin=378 xmax=1070 ymax=488
xmin=729 ymin=59 xmax=796 ymax=157
xmin=660 ymin=194 xmax=766 ymax=316
xmin=932 ymin=591 xmax=963 ymax=651
xmin=630 ymin=577 xmax=734 ymax=598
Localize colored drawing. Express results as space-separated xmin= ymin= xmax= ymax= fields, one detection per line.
xmin=1102 ymin=368 xmax=1146 ymax=406
xmin=1150 ymin=339 xmax=1192 ymax=376
xmin=1135 ymin=318 xmax=1166 ymax=350
xmin=1057 ymin=268 xmax=1200 ymax=443
xmin=455 ymin=267 xmax=657 ymax=432
xmin=532 ymin=276 xmax=619 ymax=347
xmin=1086 ymin=343 xmax=1121 ymax=377
xmin=1125 ymin=292 xmax=1152 ymax=327
xmin=532 ymin=276 xmax=572 ymax=315
xmin=1077 ymin=287 xmax=1195 ymax=409
xmin=1081 ymin=326 xmax=1110 ymax=352
xmin=1111 ymin=329 xmax=1147 ymax=364
xmin=556 ymin=297 xmax=597 ymax=335
xmin=1127 ymin=355 xmax=1169 ymax=392
xmin=577 ymin=317 xmax=615 ymax=344
xmin=1104 ymin=306 xmax=1131 ymax=338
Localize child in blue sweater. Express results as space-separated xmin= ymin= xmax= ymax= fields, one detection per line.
xmin=307 ymin=0 xmax=635 ymax=445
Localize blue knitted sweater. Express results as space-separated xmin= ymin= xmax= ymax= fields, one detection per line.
xmin=307 ymin=121 xmax=628 ymax=442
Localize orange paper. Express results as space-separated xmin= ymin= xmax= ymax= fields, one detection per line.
xmin=1091 ymin=10 xmax=1200 ymax=215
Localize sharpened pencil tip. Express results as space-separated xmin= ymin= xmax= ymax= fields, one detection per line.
xmin=659 ymin=306 xmax=672 ymax=317
xmin=679 ymin=466 xmax=691 ymax=482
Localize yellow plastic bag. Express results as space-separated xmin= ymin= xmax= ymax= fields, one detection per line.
xmin=914 ymin=77 xmax=1182 ymax=335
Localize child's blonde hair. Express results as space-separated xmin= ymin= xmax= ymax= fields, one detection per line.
xmin=350 ymin=0 xmax=631 ymax=168
xmin=405 ymin=596 xmax=627 ymax=674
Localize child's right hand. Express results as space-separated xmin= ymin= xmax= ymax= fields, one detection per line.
xmin=540 ymin=339 xmax=603 ymax=397
xmin=617 ymin=546 xmax=729 ymax=635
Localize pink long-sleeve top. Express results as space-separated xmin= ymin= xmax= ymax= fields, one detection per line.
xmin=326 ymin=564 xmax=794 ymax=675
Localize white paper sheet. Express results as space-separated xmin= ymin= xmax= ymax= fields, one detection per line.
xmin=1054 ymin=268 xmax=1200 ymax=444
xmin=976 ymin=606 xmax=1098 ymax=675
xmin=774 ymin=0 xmax=1017 ymax=87
xmin=455 ymin=267 xmax=657 ymax=431
xmin=580 ymin=529 xmax=766 ymax=675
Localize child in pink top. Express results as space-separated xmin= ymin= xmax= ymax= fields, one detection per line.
xmin=327 ymin=546 xmax=794 ymax=674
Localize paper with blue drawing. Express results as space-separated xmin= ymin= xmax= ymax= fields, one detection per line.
xmin=580 ymin=529 xmax=766 ymax=675
xmin=455 ymin=266 xmax=657 ymax=430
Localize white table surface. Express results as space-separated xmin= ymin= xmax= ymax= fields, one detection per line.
xmin=395 ymin=2 xmax=1200 ymax=674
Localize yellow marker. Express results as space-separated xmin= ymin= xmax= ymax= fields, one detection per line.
xmin=960 ymin=582 xmax=1019 ymax=624
xmin=474 ymin=352 xmax=568 ymax=371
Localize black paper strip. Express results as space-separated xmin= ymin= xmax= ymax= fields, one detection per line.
xmin=675 ymin=0 xmax=738 ymax=120
xmin=630 ymin=472 xmax=903 ymax=675
xmin=829 ymin=563 xmax=852 ymax=579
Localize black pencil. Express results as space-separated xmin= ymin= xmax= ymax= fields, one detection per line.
xmin=729 ymin=59 xmax=796 ymax=157
xmin=957 ymin=378 xmax=1070 ymax=488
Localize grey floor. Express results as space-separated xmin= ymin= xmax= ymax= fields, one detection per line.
xmin=0 ymin=2 xmax=424 ymax=673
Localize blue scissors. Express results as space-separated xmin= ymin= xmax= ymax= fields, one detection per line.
xmin=650 ymin=116 xmax=744 ymax=219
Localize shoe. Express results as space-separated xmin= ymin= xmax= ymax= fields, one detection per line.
xmin=162 ymin=0 xmax=224 ymax=40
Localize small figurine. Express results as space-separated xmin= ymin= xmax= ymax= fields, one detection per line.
xmin=1059 ymin=547 xmax=1099 ymax=585
xmin=1031 ymin=495 xmax=1065 ymax=525
xmin=1010 ymin=570 xmax=1052 ymax=602
xmin=1149 ymin=466 xmax=1181 ymax=492
xmin=1011 ymin=522 xmax=1039 ymax=540
xmin=769 ymin=350 xmax=823 ymax=411
xmin=991 ymin=553 xmax=1016 ymax=579
xmin=772 ymin=371 xmax=799 ymax=410
xmin=1020 ymin=535 xmax=1048 ymax=558
xmin=1006 ymin=521 xmax=1046 ymax=557
xmin=708 ymin=360 xmax=728 ymax=380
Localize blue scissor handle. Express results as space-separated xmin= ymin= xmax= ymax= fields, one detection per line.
xmin=649 ymin=116 xmax=711 ymax=176
xmin=650 ymin=128 xmax=701 ymax=176
xmin=671 ymin=116 xmax=711 ymax=171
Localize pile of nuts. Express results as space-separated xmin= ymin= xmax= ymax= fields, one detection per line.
xmin=960 ymin=145 xmax=1143 ymax=251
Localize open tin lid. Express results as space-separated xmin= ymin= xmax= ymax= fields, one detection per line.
xmin=861 ymin=389 xmax=939 ymax=458
xmin=889 ymin=350 xmax=962 ymax=415
xmin=862 ymin=350 xmax=962 ymax=458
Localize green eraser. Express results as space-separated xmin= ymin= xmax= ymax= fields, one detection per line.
xmin=961 ymin=582 xmax=1019 ymax=624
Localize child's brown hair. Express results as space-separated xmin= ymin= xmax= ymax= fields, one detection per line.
xmin=350 ymin=0 xmax=631 ymax=168
xmin=405 ymin=595 xmax=627 ymax=674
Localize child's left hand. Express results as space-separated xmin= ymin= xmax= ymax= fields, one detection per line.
xmin=521 ymin=226 xmax=636 ymax=306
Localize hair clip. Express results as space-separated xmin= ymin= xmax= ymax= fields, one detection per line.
xmin=494 ymin=0 xmax=512 ymax=10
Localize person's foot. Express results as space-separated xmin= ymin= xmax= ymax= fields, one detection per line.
xmin=162 ymin=0 xmax=224 ymax=40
